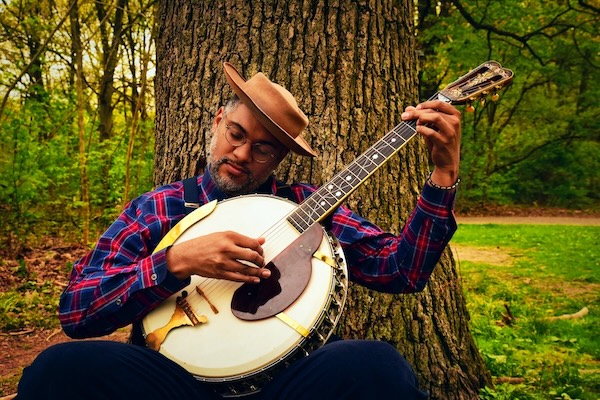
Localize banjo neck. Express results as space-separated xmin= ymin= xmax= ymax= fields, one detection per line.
xmin=286 ymin=59 xmax=515 ymax=233
xmin=286 ymin=109 xmax=424 ymax=233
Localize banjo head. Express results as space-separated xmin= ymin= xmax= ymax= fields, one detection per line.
xmin=142 ymin=195 xmax=348 ymax=397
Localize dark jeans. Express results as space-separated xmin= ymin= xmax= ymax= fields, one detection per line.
xmin=16 ymin=339 xmax=427 ymax=399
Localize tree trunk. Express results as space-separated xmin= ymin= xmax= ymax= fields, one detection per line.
xmin=70 ymin=0 xmax=90 ymax=245
xmin=95 ymin=0 xmax=128 ymax=141
xmin=154 ymin=1 xmax=492 ymax=397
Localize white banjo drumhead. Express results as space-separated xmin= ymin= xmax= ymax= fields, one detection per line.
xmin=142 ymin=195 xmax=340 ymax=380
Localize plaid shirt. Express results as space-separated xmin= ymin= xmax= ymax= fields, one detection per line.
xmin=59 ymin=168 xmax=457 ymax=338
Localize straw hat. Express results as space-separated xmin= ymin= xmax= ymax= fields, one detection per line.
xmin=223 ymin=62 xmax=316 ymax=157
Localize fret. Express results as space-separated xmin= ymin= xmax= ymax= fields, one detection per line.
xmin=346 ymin=160 xmax=370 ymax=181
xmin=300 ymin=196 xmax=328 ymax=225
xmin=285 ymin=112 xmax=427 ymax=233
xmin=289 ymin=204 xmax=314 ymax=232
xmin=286 ymin=212 xmax=307 ymax=233
xmin=303 ymin=194 xmax=331 ymax=217
xmin=311 ymin=189 xmax=340 ymax=212
xmin=328 ymin=172 xmax=358 ymax=197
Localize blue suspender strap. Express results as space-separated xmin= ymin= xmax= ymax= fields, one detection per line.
xmin=183 ymin=176 xmax=200 ymax=214
xmin=275 ymin=183 xmax=294 ymax=202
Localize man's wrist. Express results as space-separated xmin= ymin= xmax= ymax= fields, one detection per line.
xmin=427 ymin=171 xmax=460 ymax=190
xmin=165 ymin=246 xmax=191 ymax=280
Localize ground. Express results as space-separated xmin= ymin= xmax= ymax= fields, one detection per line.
xmin=0 ymin=329 xmax=130 ymax=397
xmin=0 ymin=238 xmax=132 ymax=397
xmin=1 ymin=209 xmax=598 ymax=397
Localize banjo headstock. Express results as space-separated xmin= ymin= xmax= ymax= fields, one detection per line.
xmin=439 ymin=60 xmax=514 ymax=112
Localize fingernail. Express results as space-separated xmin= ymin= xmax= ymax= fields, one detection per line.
xmin=401 ymin=112 xmax=409 ymax=119
xmin=261 ymin=269 xmax=271 ymax=278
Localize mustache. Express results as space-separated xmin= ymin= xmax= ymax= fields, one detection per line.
xmin=214 ymin=157 xmax=252 ymax=176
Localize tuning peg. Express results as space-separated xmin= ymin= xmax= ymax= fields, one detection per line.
xmin=466 ymin=102 xmax=475 ymax=113
xmin=491 ymin=92 xmax=500 ymax=101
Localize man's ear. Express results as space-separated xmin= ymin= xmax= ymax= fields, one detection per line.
xmin=212 ymin=106 xmax=225 ymax=130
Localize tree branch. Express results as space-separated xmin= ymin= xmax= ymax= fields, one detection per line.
xmin=578 ymin=0 xmax=600 ymax=14
xmin=449 ymin=0 xmax=596 ymax=65
xmin=450 ymin=0 xmax=545 ymax=63
xmin=0 ymin=0 xmax=77 ymax=122
xmin=490 ymin=133 xmax=589 ymax=175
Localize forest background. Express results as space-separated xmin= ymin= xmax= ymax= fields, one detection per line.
xmin=0 ymin=0 xmax=598 ymax=252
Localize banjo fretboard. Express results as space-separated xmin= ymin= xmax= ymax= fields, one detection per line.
xmin=286 ymin=115 xmax=425 ymax=234
xmin=284 ymin=60 xmax=514 ymax=234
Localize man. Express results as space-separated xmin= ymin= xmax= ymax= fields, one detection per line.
xmin=17 ymin=62 xmax=461 ymax=399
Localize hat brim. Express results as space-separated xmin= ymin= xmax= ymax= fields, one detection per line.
xmin=223 ymin=63 xmax=316 ymax=157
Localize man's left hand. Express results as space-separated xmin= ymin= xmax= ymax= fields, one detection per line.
xmin=401 ymin=100 xmax=461 ymax=187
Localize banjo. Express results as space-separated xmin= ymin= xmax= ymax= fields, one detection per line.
xmin=141 ymin=61 xmax=513 ymax=397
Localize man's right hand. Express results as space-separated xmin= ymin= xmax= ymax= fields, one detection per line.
xmin=165 ymin=231 xmax=271 ymax=283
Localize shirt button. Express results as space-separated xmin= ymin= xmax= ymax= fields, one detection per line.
xmin=116 ymin=298 xmax=122 ymax=306
xmin=151 ymin=273 xmax=158 ymax=281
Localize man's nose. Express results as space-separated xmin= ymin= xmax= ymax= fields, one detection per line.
xmin=232 ymin=141 xmax=253 ymax=162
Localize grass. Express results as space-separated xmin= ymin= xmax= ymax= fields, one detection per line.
xmin=1 ymin=225 xmax=598 ymax=398
xmin=451 ymin=224 xmax=600 ymax=399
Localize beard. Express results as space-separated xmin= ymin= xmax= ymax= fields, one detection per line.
xmin=208 ymin=133 xmax=272 ymax=196
xmin=208 ymin=157 xmax=264 ymax=196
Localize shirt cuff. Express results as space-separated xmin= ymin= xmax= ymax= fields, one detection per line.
xmin=417 ymin=182 xmax=456 ymax=219
xmin=139 ymin=246 xmax=191 ymax=291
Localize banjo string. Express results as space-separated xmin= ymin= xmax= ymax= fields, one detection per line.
xmin=182 ymin=210 xmax=308 ymax=313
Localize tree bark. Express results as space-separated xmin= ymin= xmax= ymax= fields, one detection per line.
xmin=154 ymin=1 xmax=492 ymax=397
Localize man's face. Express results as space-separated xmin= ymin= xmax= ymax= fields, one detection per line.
xmin=209 ymin=103 xmax=288 ymax=195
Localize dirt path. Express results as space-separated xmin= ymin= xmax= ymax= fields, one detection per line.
xmin=456 ymin=216 xmax=600 ymax=226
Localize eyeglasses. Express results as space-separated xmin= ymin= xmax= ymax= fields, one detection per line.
xmin=223 ymin=120 xmax=279 ymax=163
